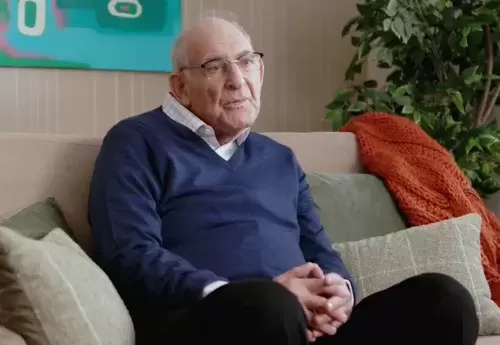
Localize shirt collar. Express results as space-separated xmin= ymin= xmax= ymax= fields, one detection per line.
xmin=162 ymin=93 xmax=250 ymax=148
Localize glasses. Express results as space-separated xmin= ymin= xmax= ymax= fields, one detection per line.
xmin=180 ymin=52 xmax=264 ymax=78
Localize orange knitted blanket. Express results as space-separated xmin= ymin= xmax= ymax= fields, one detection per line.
xmin=339 ymin=112 xmax=500 ymax=306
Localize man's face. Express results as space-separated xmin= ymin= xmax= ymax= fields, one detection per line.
xmin=171 ymin=20 xmax=264 ymax=140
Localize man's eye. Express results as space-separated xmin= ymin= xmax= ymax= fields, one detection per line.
xmin=205 ymin=62 xmax=223 ymax=73
xmin=240 ymin=59 xmax=252 ymax=67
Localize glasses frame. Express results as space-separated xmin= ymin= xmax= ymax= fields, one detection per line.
xmin=179 ymin=52 xmax=264 ymax=75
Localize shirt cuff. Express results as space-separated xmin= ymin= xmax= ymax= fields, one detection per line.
xmin=202 ymin=280 xmax=228 ymax=298
xmin=344 ymin=279 xmax=354 ymax=308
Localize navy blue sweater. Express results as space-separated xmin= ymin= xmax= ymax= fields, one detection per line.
xmin=88 ymin=107 xmax=353 ymax=310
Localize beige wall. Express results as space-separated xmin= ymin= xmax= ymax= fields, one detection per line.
xmin=0 ymin=0 xmax=361 ymax=136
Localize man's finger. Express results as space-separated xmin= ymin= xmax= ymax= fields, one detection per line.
xmin=308 ymin=263 xmax=324 ymax=279
xmin=325 ymin=305 xmax=349 ymax=324
xmin=322 ymin=284 xmax=350 ymax=299
xmin=324 ymin=272 xmax=346 ymax=285
xmin=288 ymin=262 xmax=315 ymax=278
xmin=326 ymin=295 xmax=350 ymax=311
xmin=306 ymin=329 xmax=316 ymax=342
xmin=312 ymin=330 xmax=323 ymax=338
xmin=302 ymin=277 xmax=328 ymax=293
xmin=331 ymin=320 xmax=342 ymax=329
xmin=314 ymin=312 xmax=332 ymax=327
xmin=317 ymin=322 xmax=337 ymax=336
xmin=304 ymin=294 xmax=329 ymax=310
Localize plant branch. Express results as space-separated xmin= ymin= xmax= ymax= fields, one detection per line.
xmin=477 ymin=25 xmax=493 ymax=124
xmin=482 ymin=84 xmax=500 ymax=124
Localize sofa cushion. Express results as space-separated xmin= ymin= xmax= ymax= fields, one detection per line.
xmin=307 ymin=173 xmax=407 ymax=242
xmin=0 ymin=326 xmax=27 ymax=345
xmin=333 ymin=213 xmax=500 ymax=335
xmin=0 ymin=198 xmax=71 ymax=240
xmin=0 ymin=226 xmax=134 ymax=345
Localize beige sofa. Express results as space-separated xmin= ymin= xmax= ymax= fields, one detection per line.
xmin=0 ymin=132 xmax=498 ymax=345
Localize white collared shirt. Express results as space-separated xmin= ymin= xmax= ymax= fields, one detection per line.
xmin=162 ymin=93 xmax=249 ymax=161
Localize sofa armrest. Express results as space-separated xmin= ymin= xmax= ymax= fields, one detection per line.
xmin=0 ymin=325 xmax=26 ymax=345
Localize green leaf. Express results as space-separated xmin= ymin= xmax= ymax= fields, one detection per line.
xmin=460 ymin=36 xmax=468 ymax=48
xmin=479 ymin=133 xmax=500 ymax=148
xmin=437 ymin=0 xmax=446 ymax=11
xmin=326 ymin=89 xmax=353 ymax=109
xmin=391 ymin=17 xmax=406 ymax=41
xmin=402 ymin=105 xmax=414 ymax=114
xmin=377 ymin=48 xmax=393 ymax=66
xmin=363 ymin=80 xmax=378 ymax=88
xmin=462 ymin=65 xmax=480 ymax=85
xmin=327 ymin=108 xmax=345 ymax=130
xmin=363 ymin=89 xmax=391 ymax=103
xmin=386 ymin=0 xmax=398 ymax=17
xmin=383 ymin=18 xmax=392 ymax=32
xmin=451 ymin=91 xmax=465 ymax=114
xmin=412 ymin=111 xmax=421 ymax=125
xmin=465 ymin=138 xmax=482 ymax=154
xmin=348 ymin=101 xmax=368 ymax=113
xmin=392 ymin=85 xmax=408 ymax=99
xmin=351 ymin=36 xmax=361 ymax=46
xmin=395 ymin=96 xmax=412 ymax=106
xmin=342 ymin=17 xmax=358 ymax=37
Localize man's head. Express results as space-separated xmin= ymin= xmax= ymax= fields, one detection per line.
xmin=169 ymin=17 xmax=264 ymax=143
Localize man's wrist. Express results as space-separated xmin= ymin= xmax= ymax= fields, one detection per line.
xmin=344 ymin=279 xmax=355 ymax=308
xmin=202 ymin=280 xmax=228 ymax=298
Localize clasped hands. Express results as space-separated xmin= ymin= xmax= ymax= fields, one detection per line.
xmin=274 ymin=262 xmax=353 ymax=343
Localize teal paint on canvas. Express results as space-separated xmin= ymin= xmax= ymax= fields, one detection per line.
xmin=0 ymin=0 xmax=181 ymax=72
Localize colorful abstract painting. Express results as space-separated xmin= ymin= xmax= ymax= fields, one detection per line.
xmin=0 ymin=0 xmax=182 ymax=72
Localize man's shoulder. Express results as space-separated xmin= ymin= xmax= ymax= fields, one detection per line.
xmin=249 ymin=132 xmax=294 ymax=153
xmin=106 ymin=107 xmax=165 ymax=137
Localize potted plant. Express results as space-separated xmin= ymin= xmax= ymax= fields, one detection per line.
xmin=328 ymin=0 xmax=500 ymax=196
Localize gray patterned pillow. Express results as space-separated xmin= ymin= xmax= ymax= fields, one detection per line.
xmin=333 ymin=214 xmax=500 ymax=335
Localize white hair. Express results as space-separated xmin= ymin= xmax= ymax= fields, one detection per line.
xmin=171 ymin=10 xmax=252 ymax=72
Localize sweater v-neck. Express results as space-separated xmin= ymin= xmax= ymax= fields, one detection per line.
xmin=161 ymin=110 xmax=248 ymax=170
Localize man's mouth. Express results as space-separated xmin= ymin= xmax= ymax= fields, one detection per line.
xmin=223 ymin=99 xmax=248 ymax=109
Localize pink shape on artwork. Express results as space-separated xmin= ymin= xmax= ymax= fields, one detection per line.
xmin=0 ymin=0 xmax=49 ymax=58
xmin=120 ymin=5 xmax=130 ymax=11
xmin=52 ymin=0 xmax=64 ymax=27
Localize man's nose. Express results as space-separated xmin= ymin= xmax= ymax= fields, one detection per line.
xmin=225 ymin=62 xmax=244 ymax=89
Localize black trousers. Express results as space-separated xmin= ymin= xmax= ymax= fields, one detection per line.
xmin=140 ymin=273 xmax=478 ymax=345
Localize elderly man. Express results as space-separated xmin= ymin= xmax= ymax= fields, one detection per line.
xmin=88 ymin=16 xmax=478 ymax=345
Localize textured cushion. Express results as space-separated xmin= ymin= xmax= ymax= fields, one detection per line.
xmin=307 ymin=173 xmax=407 ymax=242
xmin=0 ymin=227 xmax=134 ymax=345
xmin=0 ymin=198 xmax=70 ymax=240
xmin=333 ymin=214 xmax=500 ymax=335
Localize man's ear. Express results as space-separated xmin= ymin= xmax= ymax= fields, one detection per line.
xmin=259 ymin=60 xmax=265 ymax=85
xmin=169 ymin=73 xmax=191 ymax=107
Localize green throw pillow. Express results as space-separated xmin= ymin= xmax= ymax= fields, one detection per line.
xmin=0 ymin=198 xmax=71 ymax=240
xmin=333 ymin=213 xmax=500 ymax=335
xmin=0 ymin=226 xmax=134 ymax=345
xmin=306 ymin=173 xmax=407 ymax=243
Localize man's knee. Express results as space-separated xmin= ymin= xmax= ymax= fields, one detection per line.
xmin=402 ymin=273 xmax=478 ymax=330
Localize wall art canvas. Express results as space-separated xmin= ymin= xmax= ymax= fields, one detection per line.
xmin=0 ymin=0 xmax=182 ymax=72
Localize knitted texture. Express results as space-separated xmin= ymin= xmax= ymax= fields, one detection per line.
xmin=339 ymin=112 xmax=500 ymax=306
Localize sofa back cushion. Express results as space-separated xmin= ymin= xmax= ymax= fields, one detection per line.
xmin=0 ymin=132 xmax=362 ymax=254
xmin=307 ymin=173 xmax=407 ymax=243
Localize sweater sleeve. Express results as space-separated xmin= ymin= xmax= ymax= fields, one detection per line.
xmin=295 ymin=158 xmax=356 ymax=301
xmin=88 ymin=123 xmax=226 ymax=309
